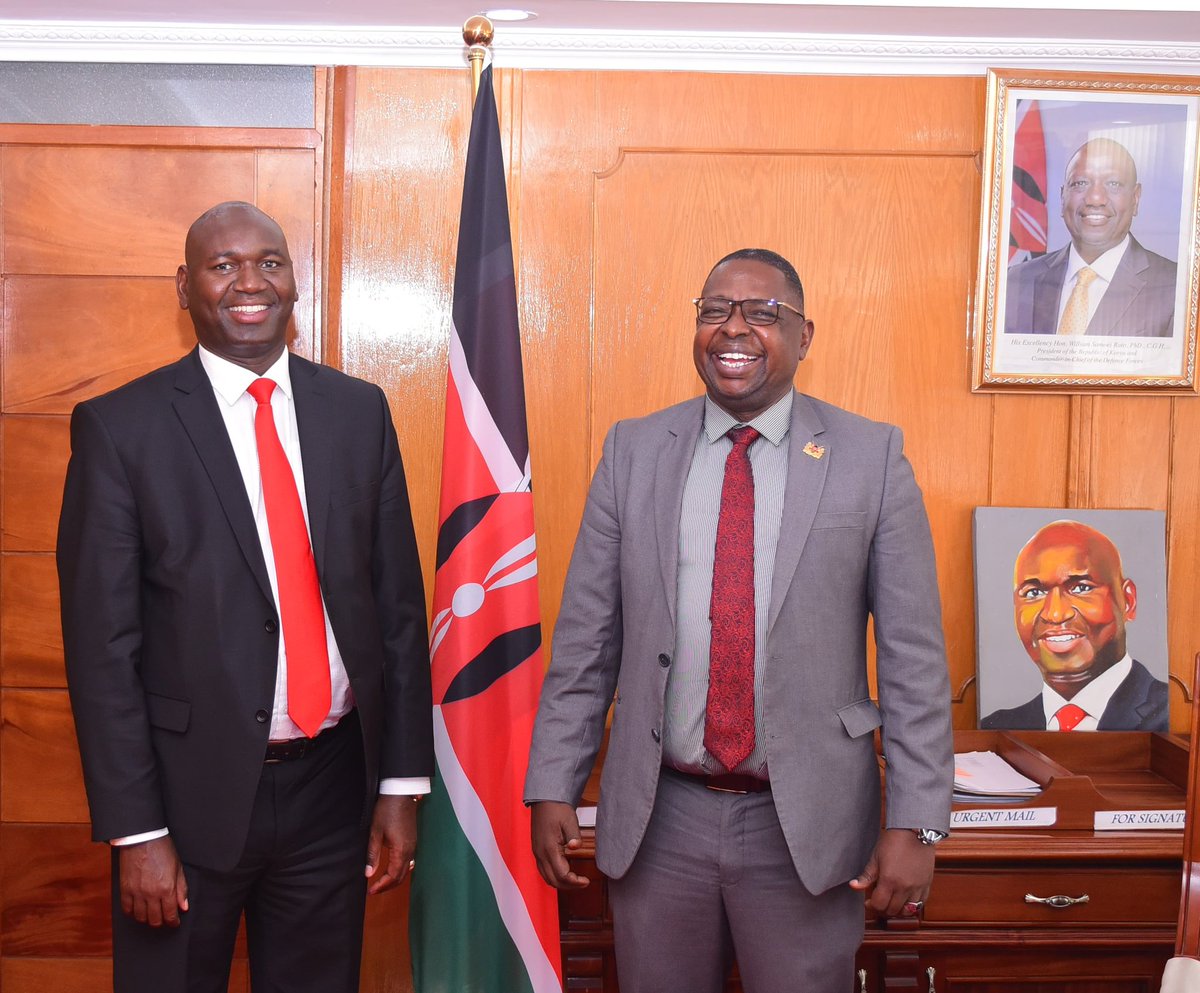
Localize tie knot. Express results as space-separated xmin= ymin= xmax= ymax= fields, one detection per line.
xmin=728 ymin=426 xmax=760 ymax=449
xmin=248 ymin=378 xmax=277 ymax=405
xmin=1056 ymin=703 xmax=1088 ymax=732
xmin=1076 ymin=266 xmax=1098 ymax=287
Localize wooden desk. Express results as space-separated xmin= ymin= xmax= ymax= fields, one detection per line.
xmin=559 ymin=731 xmax=1187 ymax=992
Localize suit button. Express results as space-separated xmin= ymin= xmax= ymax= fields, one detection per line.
xmin=651 ymin=728 xmax=661 ymax=743
xmin=658 ymin=653 xmax=671 ymax=668
xmin=255 ymin=710 xmax=269 ymax=723
xmin=265 ymin=619 xmax=278 ymax=634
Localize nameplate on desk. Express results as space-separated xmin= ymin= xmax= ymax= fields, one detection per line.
xmin=1094 ymin=809 xmax=1185 ymax=831
xmin=951 ymin=806 xmax=1057 ymax=828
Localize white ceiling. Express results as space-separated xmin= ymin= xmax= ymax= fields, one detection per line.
xmin=1 ymin=1 xmax=1199 ymax=74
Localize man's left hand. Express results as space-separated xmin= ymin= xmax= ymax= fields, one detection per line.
xmin=365 ymin=794 xmax=419 ymax=895
xmin=848 ymin=828 xmax=935 ymax=917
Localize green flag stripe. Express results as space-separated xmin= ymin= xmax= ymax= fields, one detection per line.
xmin=410 ymin=769 xmax=537 ymax=993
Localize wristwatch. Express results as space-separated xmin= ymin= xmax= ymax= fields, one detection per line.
xmin=913 ymin=828 xmax=949 ymax=846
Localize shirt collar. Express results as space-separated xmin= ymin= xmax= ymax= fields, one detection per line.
xmin=1066 ymin=236 xmax=1130 ymax=285
xmin=197 ymin=345 xmax=293 ymax=407
xmin=703 ymin=389 xmax=793 ymax=447
xmin=1040 ymin=654 xmax=1133 ymax=725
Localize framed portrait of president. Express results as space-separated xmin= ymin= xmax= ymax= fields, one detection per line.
xmin=972 ymin=69 xmax=1200 ymax=393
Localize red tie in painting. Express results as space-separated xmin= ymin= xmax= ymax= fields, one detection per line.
xmin=1056 ymin=703 xmax=1087 ymax=732
xmin=704 ymin=425 xmax=761 ymax=771
xmin=248 ymin=378 xmax=331 ymax=738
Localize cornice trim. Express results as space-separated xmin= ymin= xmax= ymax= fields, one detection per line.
xmin=1 ymin=20 xmax=1199 ymax=75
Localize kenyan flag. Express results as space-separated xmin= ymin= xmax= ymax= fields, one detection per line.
xmin=408 ymin=64 xmax=562 ymax=993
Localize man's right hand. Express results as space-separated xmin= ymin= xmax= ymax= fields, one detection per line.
xmin=530 ymin=801 xmax=590 ymax=890
xmin=118 ymin=835 xmax=189 ymax=927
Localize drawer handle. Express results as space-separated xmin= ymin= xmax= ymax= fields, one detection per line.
xmin=927 ymin=965 xmax=936 ymax=993
xmin=858 ymin=967 xmax=868 ymax=993
xmin=1024 ymin=892 xmax=1090 ymax=909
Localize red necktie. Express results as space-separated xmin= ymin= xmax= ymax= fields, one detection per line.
xmin=1056 ymin=703 xmax=1087 ymax=732
xmin=248 ymin=378 xmax=331 ymax=738
xmin=704 ymin=426 xmax=760 ymax=771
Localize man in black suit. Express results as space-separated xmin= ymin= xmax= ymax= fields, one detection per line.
xmin=1004 ymin=137 xmax=1177 ymax=338
xmin=57 ymin=201 xmax=433 ymax=992
xmin=981 ymin=520 xmax=1167 ymax=731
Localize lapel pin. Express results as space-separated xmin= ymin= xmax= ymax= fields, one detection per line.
xmin=803 ymin=441 xmax=825 ymax=460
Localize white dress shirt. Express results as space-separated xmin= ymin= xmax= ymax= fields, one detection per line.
xmin=1040 ymin=654 xmax=1134 ymax=731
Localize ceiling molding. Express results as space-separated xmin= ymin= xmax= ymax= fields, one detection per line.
xmin=1 ymin=19 xmax=1199 ymax=75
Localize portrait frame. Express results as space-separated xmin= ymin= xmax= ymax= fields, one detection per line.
xmin=973 ymin=507 xmax=1169 ymax=731
xmin=972 ymin=68 xmax=1200 ymax=393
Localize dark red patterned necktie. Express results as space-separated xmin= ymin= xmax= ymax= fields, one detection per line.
xmin=248 ymin=378 xmax=331 ymax=738
xmin=704 ymin=425 xmax=760 ymax=771
xmin=1056 ymin=703 xmax=1087 ymax=732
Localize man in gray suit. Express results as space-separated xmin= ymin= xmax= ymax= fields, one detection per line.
xmin=525 ymin=249 xmax=953 ymax=993
xmin=1005 ymin=137 xmax=1177 ymax=337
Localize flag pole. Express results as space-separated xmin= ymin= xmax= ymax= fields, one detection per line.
xmin=462 ymin=15 xmax=495 ymax=101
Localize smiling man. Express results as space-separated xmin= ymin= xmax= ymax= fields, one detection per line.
xmin=1004 ymin=137 xmax=1177 ymax=337
xmin=981 ymin=520 xmax=1168 ymax=732
xmin=57 ymin=202 xmax=433 ymax=993
xmin=526 ymin=249 xmax=953 ymax=993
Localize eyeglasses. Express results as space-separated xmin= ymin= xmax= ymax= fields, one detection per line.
xmin=692 ymin=297 xmax=805 ymax=326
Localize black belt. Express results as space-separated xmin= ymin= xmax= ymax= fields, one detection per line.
xmin=264 ymin=712 xmax=352 ymax=764
xmin=662 ymin=765 xmax=770 ymax=794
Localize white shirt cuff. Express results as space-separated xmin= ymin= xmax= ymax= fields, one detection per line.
xmin=379 ymin=777 xmax=430 ymax=796
xmin=109 ymin=828 xmax=170 ymax=846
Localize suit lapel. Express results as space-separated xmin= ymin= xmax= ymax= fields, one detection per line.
xmin=171 ymin=349 xmax=274 ymax=604
xmin=767 ymin=394 xmax=828 ymax=634
xmin=290 ymin=354 xmax=333 ymax=577
xmin=1088 ymin=237 xmax=1148 ymax=333
xmin=654 ymin=400 xmax=704 ymax=629
xmin=1033 ymin=247 xmax=1069 ymax=333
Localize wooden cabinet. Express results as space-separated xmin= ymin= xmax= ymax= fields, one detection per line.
xmin=560 ymin=732 xmax=1187 ymax=992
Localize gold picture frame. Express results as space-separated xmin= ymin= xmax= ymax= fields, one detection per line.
xmin=972 ymin=68 xmax=1200 ymax=393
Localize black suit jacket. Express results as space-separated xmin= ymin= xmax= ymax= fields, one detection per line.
xmin=980 ymin=659 xmax=1168 ymax=732
xmin=1004 ymin=236 xmax=1177 ymax=338
xmin=57 ymin=349 xmax=433 ymax=872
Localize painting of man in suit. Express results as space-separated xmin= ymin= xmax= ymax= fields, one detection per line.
xmin=978 ymin=514 xmax=1169 ymax=732
xmin=1004 ymin=137 xmax=1177 ymax=338
xmin=525 ymin=248 xmax=953 ymax=993
xmin=57 ymin=201 xmax=433 ymax=993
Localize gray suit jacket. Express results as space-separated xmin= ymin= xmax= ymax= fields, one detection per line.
xmin=1004 ymin=235 xmax=1177 ymax=338
xmin=525 ymin=393 xmax=953 ymax=895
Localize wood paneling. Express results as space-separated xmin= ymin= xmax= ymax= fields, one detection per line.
xmin=258 ymin=147 xmax=320 ymax=360
xmin=1 ymin=554 xmax=63 ymax=688
xmin=2 ymin=147 xmax=257 ymax=276
xmin=3 ymin=275 xmax=193 ymax=414
xmin=1 ymin=959 xmax=251 ymax=993
xmin=1 ymin=415 xmax=70 ymax=552
xmin=1 ymin=825 xmax=110 ymax=956
xmin=1 ymin=688 xmax=87 ymax=823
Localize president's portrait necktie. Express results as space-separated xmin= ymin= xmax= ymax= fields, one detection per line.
xmin=704 ymin=425 xmax=760 ymax=771
xmin=248 ymin=377 xmax=331 ymax=738
xmin=1057 ymin=266 xmax=1098 ymax=336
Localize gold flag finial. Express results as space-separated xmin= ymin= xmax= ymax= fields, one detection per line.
xmin=463 ymin=15 xmax=495 ymax=100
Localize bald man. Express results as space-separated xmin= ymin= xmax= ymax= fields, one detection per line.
xmin=58 ymin=202 xmax=433 ymax=992
xmin=1004 ymin=137 xmax=1177 ymax=337
xmin=980 ymin=520 xmax=1168 ymax=731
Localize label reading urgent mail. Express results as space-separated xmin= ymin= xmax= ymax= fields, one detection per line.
xmin=951 ymin=806 xmax=1057 ymax=828
xmin=1094 ymin=809 xmax=1185 ymax=831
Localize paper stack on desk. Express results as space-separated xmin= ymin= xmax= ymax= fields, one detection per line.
xmin=953 ymin=750 xmax=1042 ymax=801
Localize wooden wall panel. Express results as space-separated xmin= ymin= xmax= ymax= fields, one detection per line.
xmin=1 ymin=554 xmax=62 ymax=687
xmin=1 ymin=825 xmax=109 ymax=956
xmin=990 ymin=394 xmax=1073 ymax=507
xmin=1 ymin=688 xmax=87 ymax=822
xmin=1 ymin=146 xmax=256 ymax=275
xmin=1 ymin=415 xmax=70 ymax=552
xmin=1 ymin=959 xmax=251 ymax=993
xmin=3 ymin=275 xmax=193 ymax=414
xmin=258 ymin=147 xmax=319 ymax=360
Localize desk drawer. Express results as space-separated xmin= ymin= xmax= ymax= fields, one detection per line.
xmin=925 ymin=865 xmax=1178 ymax=925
